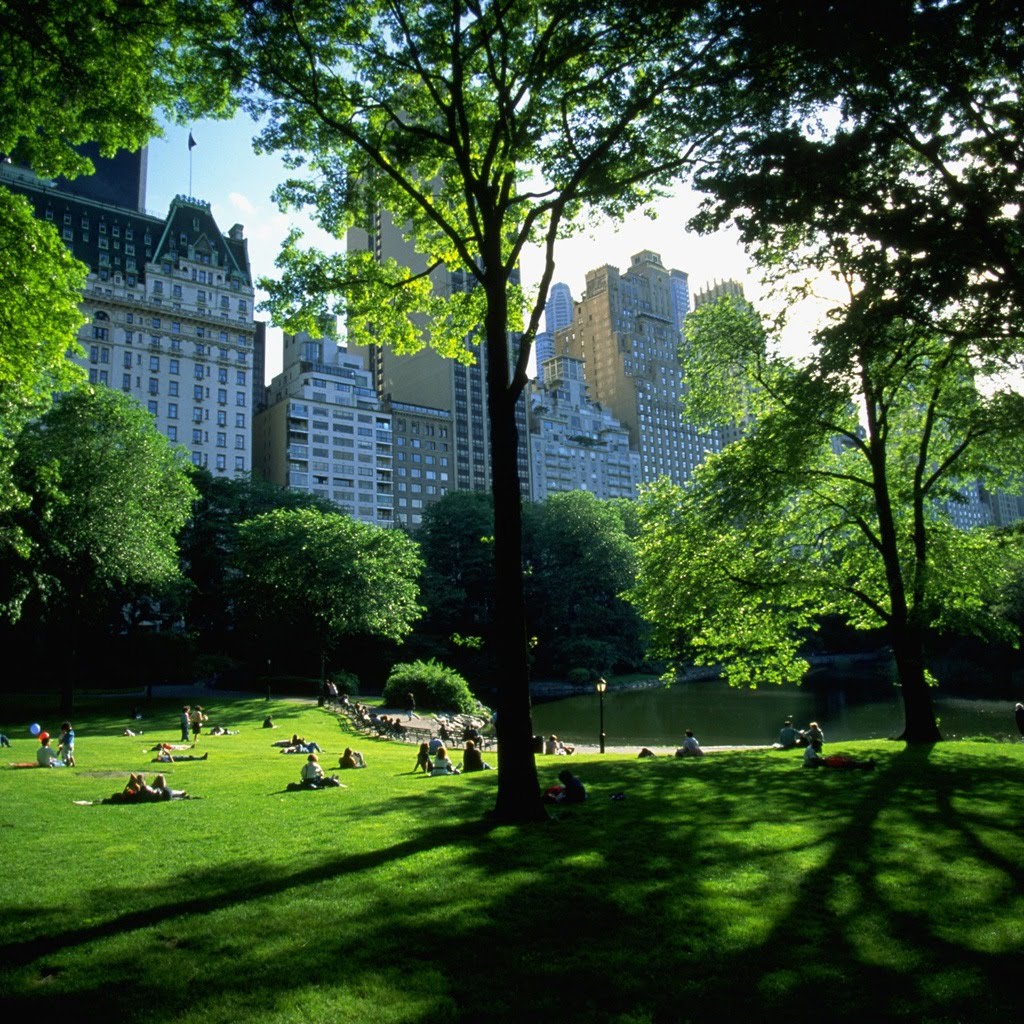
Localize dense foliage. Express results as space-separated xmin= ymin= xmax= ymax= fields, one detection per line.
xmin=232 ymin=507 xmax=424 ymax=683
xmin=415 ymin=490 xmax=647 ymax=682
xmin=629 ymin=298 xmax=1024 ymax=741
xmin=383 ymin=658 xmax=477 ymax=714
xmin=0 ymin=387 xmax=197 ymax=705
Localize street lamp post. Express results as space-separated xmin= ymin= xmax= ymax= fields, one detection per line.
xmin=596 ymin=678 xmax=607 ymax=754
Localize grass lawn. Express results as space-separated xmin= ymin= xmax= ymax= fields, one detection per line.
xmin=1 ymin=697 xmax=1022 ymax=1023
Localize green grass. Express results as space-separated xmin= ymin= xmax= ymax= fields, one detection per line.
xmin=1 ymin=698 xmax=1023 ymax=1023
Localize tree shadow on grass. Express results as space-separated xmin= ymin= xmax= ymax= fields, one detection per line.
xmin=1 ymin=746 xmax=1022 ymax=1023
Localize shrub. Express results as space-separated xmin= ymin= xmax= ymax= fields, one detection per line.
xmin=567 ymin=667 xmax=597 ymax=685
xmin=383 ymin=659 xmax=475 ymax=714
xmin=329 ymin=670 xmax=360 ymax=697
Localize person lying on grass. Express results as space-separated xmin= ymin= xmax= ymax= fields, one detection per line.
xmin=153 ymin=746 xmax=208 ymax=763
xmin=93 ymin=773 xmax=195 ymax=803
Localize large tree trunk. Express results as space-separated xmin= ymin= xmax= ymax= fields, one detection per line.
xmin=483 ymin=275 xmax=546 ymax=823
xmin=891 ymin=626 xmax=942 ymax=743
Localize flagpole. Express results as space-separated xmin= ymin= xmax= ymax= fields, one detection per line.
xmin=188 ymin=130 xmax=196 ymax=197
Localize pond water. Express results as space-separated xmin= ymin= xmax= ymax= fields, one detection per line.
xmin=529 ymin=679 xmax=1022 ymax=748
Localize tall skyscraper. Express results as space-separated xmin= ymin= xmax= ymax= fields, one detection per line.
xmin=347 ymin=208 xmax=530 ymax=506
xmin=556 ymin=249 xmax=731 ymax=484
xmin=3 ymin=157 xmax=257 ymax=476
xmin=693 ymin=278 xmax=745 ymax=308
xmin=527 ymin=355 xmax=640 ymax=500
xmin=253 ymin=331 xmax=396 ymax=526
xmin=534 ymin=281 xmax=574 ymax=384
xmin=347 ymin=210 xmax=492 ymax=496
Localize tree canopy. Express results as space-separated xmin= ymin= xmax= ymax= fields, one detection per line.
xmin=0 ymin=0 xmax=241 ymax=547
xmin=0 ymin=0 xmax=241 ymax=179
xmin=0 ymin=190 xmax=87 ymax=529
xmin=232 ymin=507 xmax=424 ymax=682
xmin=693 ymin=0 xmax=1024 ymax=347
xmin=0 ymin=386 xmax=198 ymax=706
xmin=629 ymin=297 xmax=1024 ymax=741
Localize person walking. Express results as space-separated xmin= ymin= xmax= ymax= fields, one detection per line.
xmin=1015 ymin=703 xmax=1024 ymax=742
xmin=190 ymin=705 xmax=206 ymax=745
xmin=179 ymin=706 xmax=191 ymax=743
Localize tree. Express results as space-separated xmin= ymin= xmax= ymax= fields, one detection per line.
xmin=235 ymin=0 xmax=724 ymax=821
xmin=232 ymin=507 xmax=424 ymax=686
xmin=415 ymin=491 xmax=498 ymax=671
xmin=628 ymin=297 xmax=1024 ymax=742
xmin=0 ymin=191 xmax=87 ymax=528
xmin=1 ymin=0 xmax=241 ymax=180
xmin=1 ymin=0 xmax=241 ymax=543
xmin=0 ymin=386 xmax=198 ymax=708
xmin=178 ymin=472 xmax=338 ymax=664
xmin=692 ymin=0 xmax=1024 ymax=347
xmin=524 ymin=491 xmax=646 ymax=678
xmin=659 ymin=2 xmax=1024 ymax=743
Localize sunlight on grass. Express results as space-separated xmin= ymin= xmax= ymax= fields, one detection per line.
xmin=1 ymin=700 xmax=1022 ymax=1022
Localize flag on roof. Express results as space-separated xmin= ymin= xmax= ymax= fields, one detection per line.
xmin=188 ymin=132 xmax=197 ymax=151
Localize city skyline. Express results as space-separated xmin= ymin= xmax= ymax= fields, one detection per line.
xmin=145 ymin=116 xmax=756 ymax=383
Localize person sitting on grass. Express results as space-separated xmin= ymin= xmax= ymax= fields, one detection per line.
xmin=675 ymin=729 xmax=705 ymax=758
xmin=36 ymin=732 xmax=64 ymax=768
xmin=543 ymin=769 xmax=587 ymax=804
xmin=414 ymin=741 xmax=432 ymax=774
xmin=290 ymin=753 xmax=342 ymax=790
xmin=460 ymin=739 xmax=492 ymax=773
xmin=338 ymin=747 xmax=367 ymax=769
xmin=802 ymin=740 xmax=875 ymax=771
xmin=803 ymin=721 xmax=824 ymax=748
xmin=544 ymin=734 xmax=574 ymax=755
xmin=774 ymin=720 xmax=799 ymax=750
xmin=431 ymin=745 xmax=460 ymax=776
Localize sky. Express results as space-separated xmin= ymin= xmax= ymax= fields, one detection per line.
xmin=146 ymin=116 xmax=761 ymax=385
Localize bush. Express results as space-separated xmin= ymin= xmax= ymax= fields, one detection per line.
xmin=567 ymin=667 xmax=597 ymax=685
xmin=383 ymin=659 xmax=476 ymax=714
xmin=329 ymin=670 xmax=360 ymax=697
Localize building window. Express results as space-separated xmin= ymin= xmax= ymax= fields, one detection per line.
xmin=168 ymin=403 xmax=178 ymax=419
xmin=147 ymin=400 xmax=158 ymax=416
xmin=168 ymin=426 xmax=178 ymax=442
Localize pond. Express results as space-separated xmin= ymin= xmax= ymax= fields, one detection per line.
xmin=528 ymin=679 xmax=1023 ymax=748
